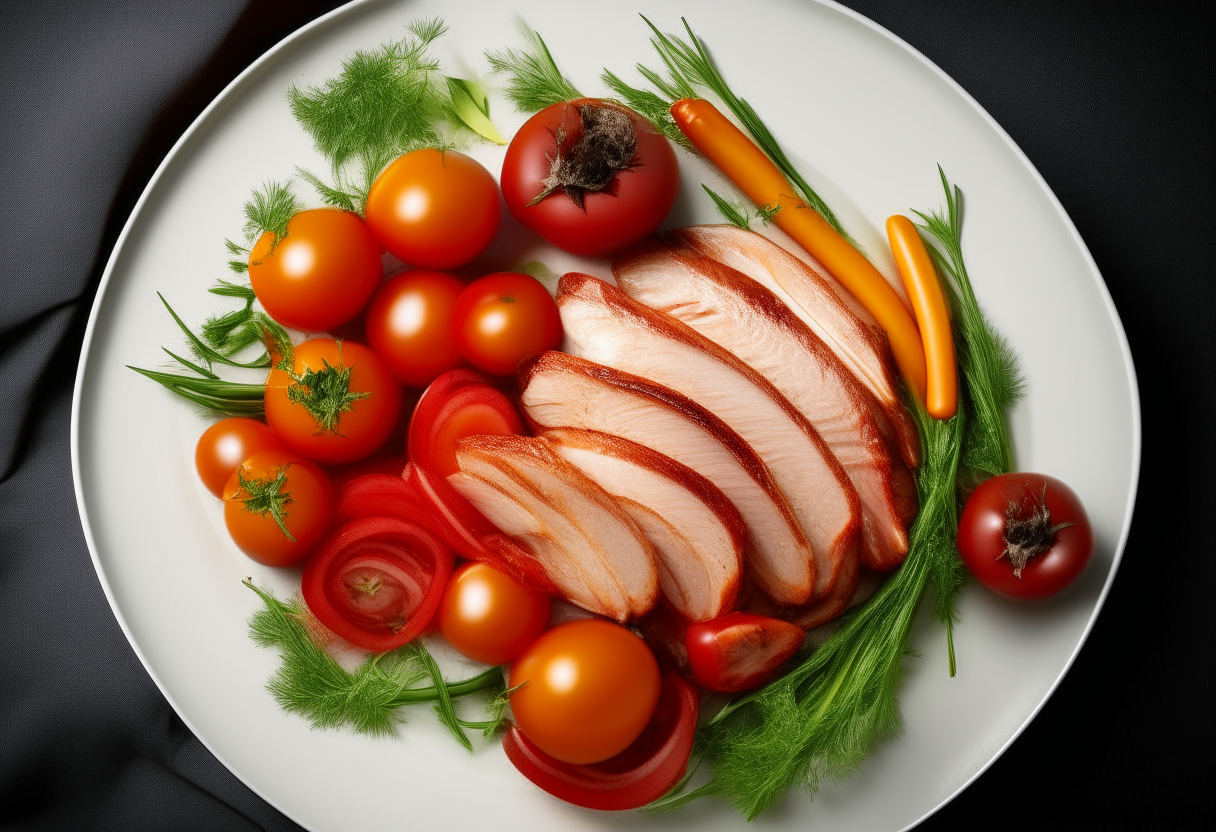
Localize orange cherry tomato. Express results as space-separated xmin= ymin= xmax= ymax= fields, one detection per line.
xmin=248 ymin=208 xmax=382 ymax=332
xmin=438 ymin=563 xmax=551 ymax=665
xmin=509 ymin=619 xmax=661 ymax=765
xmin=364 ymin=149 xmax=500 ymax=270
xmin=452 ymin=272 xmax=562 ymax=376
xmin=264 ymin=338 xmax=404 ymax=466
xmin=195 ymin=417 xmax=284 ymax=498
xmin=363 ymin=269 xmax=466 ymax=387
xmin=222 ymin=450 xmax=334 ymax=567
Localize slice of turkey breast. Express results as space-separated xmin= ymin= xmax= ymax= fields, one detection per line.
xmin=447 ymin=434 xmax=658 ymax=622
xmin=518 ymin=350 xmax=817 ymax=605
xmin=613 ymin=242 xmax=917 ymax=571
xmin=544 ymin=427 xmax=745 ymax=622
xmin=556 ymin=273 xmax=859 ymax=598
xmin=668 ymin=225 xmax=920 ymax=468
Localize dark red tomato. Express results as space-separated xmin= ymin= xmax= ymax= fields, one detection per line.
xmin=364 ymin=149 xmax=500 ymax=270
xmin=502 ymin=674 xmax=698 ymax=811
xmin=195 ymin=417 xmax=284 ymax=498
xmin=685 ymin=612 xmax=805 ymax=693
xmin=958 ymin=472 xmax=1095 ymax=601
xmin=451 ymin=272 xmax=562 ymax=377
xmin=301 ymin=515 xmax=455 ymax=652
xmin=248 ymin=208 xmax=382 ymax=332
xmin=500 ymin=98 xmax=680 ymax=257
xmin=438 ymin=563 xmax=551 ymax=665
xmin=264 ymin=338 xmax=404 ymax=466
xmin=222 ymin=450 xmax=334 ymax=567
xmin=407 ymin=368 xmax=526 ymax=476
xmin=509 ymin=619 xmax=661 ymax=765
xmin=363 ymin=269 xmax=466 ymax=387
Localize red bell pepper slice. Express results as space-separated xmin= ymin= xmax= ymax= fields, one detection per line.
xmin=301 ymin=515 xmax=454 ymax=653
xmin=502 ymin=674 xmax=698 ymax=811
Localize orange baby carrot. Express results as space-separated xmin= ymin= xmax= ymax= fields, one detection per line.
xmin=670 ymin=97 xmax=927 ymax=402
xmin=885 ymin=214 xmax=957 ymax=419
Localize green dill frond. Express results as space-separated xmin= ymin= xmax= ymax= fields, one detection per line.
xmin=295 ymin=166 xmax=360 ymax=214
xmin=485 ymin=18 xmax=583 ymax=112
xmin=702 ymin=184 xmax=751 ymax=229
xmin=288 ymin=21 xmax=449 ymax=171
xmin=242 ymin=180 xmax=301 ymax=246
xmin=244 ymin=581 xmax=505 ymax=739
xmin=600 ymin=68 xmax=691 ymax=149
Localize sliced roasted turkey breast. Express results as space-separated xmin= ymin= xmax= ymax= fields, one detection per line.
xmin=544 ymin=427 xmax=745 ymax=622
xmin=613 ymin=243 xmax=916 ymax=571
xmin=447 ymin=434 xmax=658 ymax=622
xmin=517 ymin=350 xmax=817 ymax=605
xmin=556 ymin=272 xmax=859 ymax=599
xmin=668 ymin=225 xmax=920 ymax=468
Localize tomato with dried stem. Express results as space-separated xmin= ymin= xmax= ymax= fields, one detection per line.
xmin=957 ymin=472 xmax=1094 ymax=600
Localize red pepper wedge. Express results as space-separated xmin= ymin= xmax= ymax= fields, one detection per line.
xmin=301 ymin=515 xmax=454 ymax=652
xmin=502 ymin=674 xmax=698 ymax=811
xmin=685 ymin=612 xmax=805 ymax=693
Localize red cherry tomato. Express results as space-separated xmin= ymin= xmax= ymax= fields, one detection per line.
xmin=509 ymin=619 xmax=661 ymax=765
xmin=265 ymin=338 xmax=404 ymax=466
xmin=248 ymin=208 xmax=382 ymax=332
xmin=222 ymin=450 xmax=334 ymax=567
xmin=195 ymin=417 xmax=284 ymax=498
xmin=502 ymin=673 xmax=698 ymax=811
xmin=363 ymin=269 xmax=467 ymax=387
xmin=452 ymin=272 xmax=562 ymax=377
xmin=438 ymin=563 xmax=551 ymax=665
xmin=957 ymin=473 xmax=1095 ymax=600
xmin=301 ymin=515 xmax=455 ymax=652
xmin=685 ymin=612 xmax=805 ymax=693
xmin=364 ymin=149 xmax=500 ymax=269
xmin=407 ymin=368 xmax=525 ymax=477
xmin=500 ymin=98 xmax=680 ymax=257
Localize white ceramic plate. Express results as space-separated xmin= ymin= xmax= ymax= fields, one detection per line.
xmin=72 ymin=1 xmax=1139 ymax=830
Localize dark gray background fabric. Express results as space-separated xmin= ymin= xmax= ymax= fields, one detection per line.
xmin=0 ymin=1 xmax=1209 ymax=830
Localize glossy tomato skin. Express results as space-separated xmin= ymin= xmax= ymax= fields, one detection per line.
xmin=365 ymin=149 xmax=500 ymax=269
xmin=509 ymin=619 xmax=661 ymax=765
xmin=452 ymin=272 xmax=562 ymax=376
xmin=248 ymin=208 xmax=382 ymax=332
xmin=302 ymin=515 xmax=454 ymax=652
xmin=502 ymin=673 xmax=698 ymax=811
xmin=222 ymin=450 xmax=334 ymax=567
xmin=195 ymin=417 xmax=284 ymax=498
xmin=265 ymin=338 xmax=404 ymax=466
xmin=364 ymin=269 xmax=466 ymax=387
xmin=500 ymin=98 xmax=679 ymax=257
xmin=438 ymin=563 xmax=551 ymax=665
xmin=958 ymin=473 xmax=1095 ymax=601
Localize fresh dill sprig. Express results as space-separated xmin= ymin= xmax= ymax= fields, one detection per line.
xmin=914 ymin=167 xmax=1024 ymax=481
xmin=485 ymin=18 xmax=583 ymax=112
xmin=701 ymin=184 xmax=778 ymax=230
xmin=240 ymin=180 xmax=302 ymax=253
xmin=244 ymin=581 xmax=504 ymax=739
xmin=602 ymin=16 xmax=855 ymax=246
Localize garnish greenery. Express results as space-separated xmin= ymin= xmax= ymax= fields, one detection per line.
xmin=233 ymin=465 xmax=295 ymax=540
xmin=656 ymin=172 xmax=1021 ymax=818
xmin=129 ymin=286 xmax=292 ymax=417
xmin=603 ymin=17 xmax=855 ymax=245
xmin=245 ymin=581 xmax=506 ymax=742
xmin=485 ymin=18 xmax=583 ymax=113
xmin=280 ymin=344 xmax=369 ymax=436
xmin=702 ymin=184 xmax=779 ymax=230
